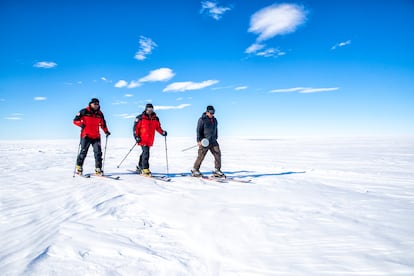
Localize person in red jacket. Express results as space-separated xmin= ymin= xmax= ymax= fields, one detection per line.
xmin=73 ymin=98 xmax=111 ymax=175
xmin=133 ymin=103 xmax=167 ymax=176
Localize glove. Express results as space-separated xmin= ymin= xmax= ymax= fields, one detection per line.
xmin=80 ymin=123 xmax=85 ymax=129
xmin=135 ymin=136 xmax=141 ymax=143
xmin=105 ymin=131 xmax=111 ymax=137
xmin=162 ymin=130 xmax=167 ymax=137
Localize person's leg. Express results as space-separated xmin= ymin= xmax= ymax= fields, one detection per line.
xmin=210 ymin=144 xmax=222 ymax=170
xmin=141 ymin=146 xmax=150 ymax=169
xmin=77 ymin=137 xmax=92 ymax=169
xmin=193 ymin=146 xmax=209 ymax=172
xmin=91 ymin=138 xmax=103 ymax=171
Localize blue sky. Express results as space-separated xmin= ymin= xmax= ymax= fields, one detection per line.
xmin=1 ymin=0 xmax=413 ymax=140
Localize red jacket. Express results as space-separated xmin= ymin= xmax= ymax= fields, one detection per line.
xmin=133 ymin=112 xmax=164 ymax=147
xmin=74 ymin=106 xmax=109 ymax=139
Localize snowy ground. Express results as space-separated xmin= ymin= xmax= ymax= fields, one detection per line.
xmin=1 ymin=137 xmax=414 ymax=275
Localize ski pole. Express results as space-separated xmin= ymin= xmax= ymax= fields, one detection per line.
xmin=102 ymin=135 xmax=109 ymax=173
xmin=117 ymin=143 xmax=136 ymax=168
xmin=164 ymin=136 xmax=169 ymax=177
xmin=181 ymin=145 xmax=197 ymax=152
xmin=72 ymin=139 xmax=82 ymax=177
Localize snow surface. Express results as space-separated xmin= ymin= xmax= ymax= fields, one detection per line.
xmin=1 ymin=137 xmax=414 ymax=275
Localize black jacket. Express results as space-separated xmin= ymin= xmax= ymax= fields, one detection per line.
xmin=197 ymin=113 xmax=218 ymax=144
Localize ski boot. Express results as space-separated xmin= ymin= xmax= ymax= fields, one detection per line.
xmin=191 ymin=168 xmax=202 ymax=177
xmin=141 ymin=168 xmax=151 ymax=177
xmin=213 ymin=169 xmax=225 ymax=178
xmin=95 ymin=168 xmax=103 ymax=176
xmin=76 ymin=165 xmax=83 ymax=175
xmin=136 ymin=165 xmax=142 ymax=174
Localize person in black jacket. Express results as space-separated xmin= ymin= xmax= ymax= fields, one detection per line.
xmin=191 ymin=105 xmax=224 ymax=177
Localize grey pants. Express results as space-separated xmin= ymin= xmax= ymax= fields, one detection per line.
xmin=193 ymin=143 xmax=221 ymax=170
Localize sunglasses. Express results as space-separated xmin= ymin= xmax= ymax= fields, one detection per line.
xmin=92 ymin=102 xmax=100 ymax=105
xmin=207 ymin=110 xmax=215 ymax=114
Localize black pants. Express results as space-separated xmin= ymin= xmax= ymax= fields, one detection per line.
xmin=138 ymin=146 xmax=151 ymax=169
xmin=77 ymin=137 xmax=102 ymax=169
xmin=193 ymin=142 xmax=221 ymax=171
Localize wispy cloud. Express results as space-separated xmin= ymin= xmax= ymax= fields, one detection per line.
xmin=235 ymin=86 xmax=248 ymax=91
xmin=139 ymin=68 xmax=175 ymax=82
xmin=246 ymin=3 xmax=306 ymax=57
xmin=113 ymin=113 xmax=137 ymax=119
xmin=331 ymin=40 xmax=351 ymax=50
xmin=134 ymin=36 xmax=157 ymax=61
xmin=33 ymin=61 xmax=57 ymax=69
xmin=200 ymin=1 xmax=232 ymax=20
xmin=124 ymin=94 xmax=134 ymax=97
xmin=271 ymin=87 xmax=339 ymax=93
xmin=100 ymin=77 xmax=112 ymax=83
xmin=154 ymin=104 xmax=191 ymax=110
xmin=163 ymin=80 xmax=219 ymax=92
xmin=112 ymin=100 xmax=128 ymax=105
xmin=5 ymin=113 xmax=24 ymax=120
xmin=34 ymin=97 xmax=47 ymax=101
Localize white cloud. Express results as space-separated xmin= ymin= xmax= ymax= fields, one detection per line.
xmin=134 ymin=36 xmax=157 ymax=61
xmin=154 ymin=104 xmax=191 ymax=110
xmin=112 ymin=100 xmax=128 ymax=105
xmin=124 ymin=94 xmax=134 ymax=97
xmin=163 ymin=80 xmax=219 ymax=92
xmin=246 ymin=4 xmax=306 ymax=56
xmin=249 ymin=3 xmax=306 ymax=41
xmin=235 ymin=86 xmax=248 ymax=91
xmin=127 ymin=80 xmax=142 ymax=89
xmin=331 ymin=40 xmax=351 ymax=50
xmin=200 ymin=1 xmax=232 ymax=20
xmin=34 ymin=97 xmax=47 ymax=101
xmin=114 ymin=113 xmax=137 ymax=119
xmin=256 ymin=47 xmax=286 ymax=58
xmin=114 ymin=80 xmax=128 ymax=88
xmin=33 ymin=61 xmax=57 ymax=69
xmin=139 ymin=68 xmax=175 ymax=82
xmin=245 ymin=43 xmax=265 ymax=54
xmin=5 ymin=113 xmax=24 ymax=120
xmin=270 ymin=87 xmax=339 ymax=93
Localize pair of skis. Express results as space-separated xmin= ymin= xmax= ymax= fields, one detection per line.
xmin=75 ymin=170 xmax=251 ymax=183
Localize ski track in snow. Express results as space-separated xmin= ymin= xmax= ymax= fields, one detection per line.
xmin=1 ymin=137 xmax=414 ymax=275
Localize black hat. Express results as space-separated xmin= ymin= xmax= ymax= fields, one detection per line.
xmin=146 ymin=103 xmax=154 ymax=109
xmin=89 ymin=98 xmax=100 ymax=104
xmin=206 ymin=105 xmax=215 ymax=113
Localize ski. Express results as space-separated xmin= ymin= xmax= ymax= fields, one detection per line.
xmin=127 ymin=169 xmax=171 ymax=182
xmin=225 ymin=177 xmax=252 ymax=183
xmin=74 ymin=173 xmax=91 ymax=178
xmin=180 ymin=173 xmax=228 ymax=183
xmin=85 ymin=173 xmax=120 ymax=180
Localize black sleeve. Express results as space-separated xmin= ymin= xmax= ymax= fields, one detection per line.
xmin=196 ymin=117 xmax=204 ymax=142
xmin=133 ymin=115 xmax=141 ymax=139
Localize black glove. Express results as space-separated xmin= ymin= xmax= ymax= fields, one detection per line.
xmin=135 ymin=136 xmax=141 ymax=143
xmin=162 ymin=130 xmax=167 ymax=137
xmin=105 ymin=131 xmax=111 ymax=137
xmin=80 ymin=123 xmax=85 ymax=129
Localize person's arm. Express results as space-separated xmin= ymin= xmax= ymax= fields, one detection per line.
xmin=73 ymin=109 xmax=86 ymax=128
xmin=133 ymin=115 xmax=142 ymax=142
